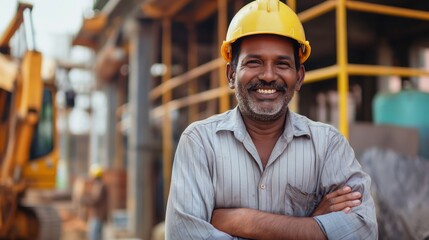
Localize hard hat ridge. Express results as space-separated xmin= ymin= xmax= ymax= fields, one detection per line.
xmin=257 ymin=0 xmax=279 ymax=12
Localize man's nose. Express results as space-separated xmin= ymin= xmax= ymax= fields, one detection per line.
xmin=259 ymin=64 xmax=277 ymax=82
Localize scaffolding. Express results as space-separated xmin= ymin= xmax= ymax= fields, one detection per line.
xmin=149 ymin=0 xmax=429 ymax=201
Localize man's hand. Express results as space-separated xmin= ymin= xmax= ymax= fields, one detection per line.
xmin=311 ymin=186 xmax=361 ymax=217
xmin=211 ymin=208 xmax=244 ymax=235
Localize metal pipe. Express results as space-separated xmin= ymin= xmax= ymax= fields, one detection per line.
xmin=304 ymin=64 xmax=429 ymax=84
xmin=336 ymin=0 xmax=349 ymax=138
xmin=304 ymin=65 xmax=339 ymax=83
xmin=348 ymin=64 xmax=429 ymax=77
xmin=298 ymin=1 xmax=336 ymax=23
xmin=346 ymin=1 xmax=429 ymax=21
xmin=218 ymin=0 xmax=229 ymax=112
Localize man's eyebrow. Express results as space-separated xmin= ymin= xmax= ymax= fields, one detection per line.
xmin=278 ymin=55 xmax=294 ymax=61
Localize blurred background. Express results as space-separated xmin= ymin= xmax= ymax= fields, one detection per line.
xmin=1 ymin=0 xmax=429 ymax=239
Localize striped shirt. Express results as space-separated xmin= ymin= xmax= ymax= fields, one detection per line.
xmin=165 ymin=107 xmax=377 ymax=239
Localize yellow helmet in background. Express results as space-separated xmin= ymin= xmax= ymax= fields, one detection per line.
xmin=90 ymin=164 xmax=103 ymax=178
xmin=220 ymin=0 xmax=311 ymax=64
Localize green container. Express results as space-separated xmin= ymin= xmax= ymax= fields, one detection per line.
xmin=373 ymin=90 xmax=429 ymax=159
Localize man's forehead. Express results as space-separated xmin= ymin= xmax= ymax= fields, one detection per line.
xmin=239 ymin=35 xmax=295 ymax=56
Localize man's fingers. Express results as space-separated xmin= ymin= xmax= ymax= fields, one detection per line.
xmin=343 ymin=207 xmax=351 ymax=214
xmin=329 ymin=199 xmax=361 ymax=212
xmin=326 ymin=186 xmax=352 ymax=199
xmin=340 ymin=186 xmax=352 ymax=194
xmin=313 ymin=187 xmax=363 ymax=216
xmin=351 ymin=191 xmax=362 ymax=198
xmin=327 ymin=191 xmax=361 ymax=205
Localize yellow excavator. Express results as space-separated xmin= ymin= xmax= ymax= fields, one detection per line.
xmin=0 ymin=3 xmax=61 ymax=239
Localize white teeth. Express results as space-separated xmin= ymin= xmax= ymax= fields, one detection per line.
xmin=256 ymin=89 xmax=276 ymax=94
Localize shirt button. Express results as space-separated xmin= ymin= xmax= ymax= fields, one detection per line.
xmin=260 ymin=184 xmax=266 ymax=189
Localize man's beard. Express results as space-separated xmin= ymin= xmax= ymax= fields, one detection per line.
xmin=235 ymin=80 xmax=292 ymax=122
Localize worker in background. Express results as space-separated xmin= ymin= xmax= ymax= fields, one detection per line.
xmin=82 ymin=164 xmax=108 ymax=240
xmin=165 ymin=0 xmax=377 ymax=239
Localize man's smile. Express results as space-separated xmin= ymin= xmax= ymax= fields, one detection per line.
xmin=247 ymin=81 xmax=288 ymax=101
xmin=252 ymin=88 xmax=282 ymax=101
xmin=256 ymin=89 xmax=277 ymax=94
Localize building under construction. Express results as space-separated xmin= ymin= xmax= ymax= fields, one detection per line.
xmin=3 ymin=0 xmax=428 ymax=239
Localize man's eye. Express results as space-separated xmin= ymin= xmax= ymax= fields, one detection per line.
xmin=246 ymin=60 xmax=261 ymax=66
xmin=277 ymin=62 xmax=293 ymax=69
xmin=278 ymin=62 xmax=289 ymax=65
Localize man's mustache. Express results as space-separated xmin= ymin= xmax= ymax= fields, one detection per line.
xmin=247 ymin=80 xmax=288 ymax=92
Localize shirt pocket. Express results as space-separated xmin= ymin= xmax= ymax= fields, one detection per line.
xmin=284 ymin=183 xmax=318 ymax=217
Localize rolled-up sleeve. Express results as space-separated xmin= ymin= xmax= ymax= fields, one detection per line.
xmin=165 ymin=130 xmax=233 ymax=240
xmin=314 ymin=128 xmax=378 ymax=239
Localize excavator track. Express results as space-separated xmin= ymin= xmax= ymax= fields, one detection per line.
xmin=20 ymin=204 xmax=62 ymax=240
xmin=0 ymin=185 xmax=17 ymax=237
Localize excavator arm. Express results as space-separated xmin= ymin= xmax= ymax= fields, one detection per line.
xmin=0 ymin=3 xmax=60 ymax=239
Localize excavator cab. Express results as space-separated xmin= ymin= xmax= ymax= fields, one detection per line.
xmin=0 ymin=3 xmax=60 ymax=239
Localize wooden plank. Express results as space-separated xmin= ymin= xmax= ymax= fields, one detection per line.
xmin=187 ymin=23 xmax=199 ymax=122
xmin=149 ymin=58 xmax=224 ymax=100
xmin=161 ymin=18 xmax=173 ymax=206
xmin=151 ymin=86 xmax=233 ymax=118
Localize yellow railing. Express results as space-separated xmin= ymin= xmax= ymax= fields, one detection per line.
xmin=151 ymin=0 xmax=429 ymax=201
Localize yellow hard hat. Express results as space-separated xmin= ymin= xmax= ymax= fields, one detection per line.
xmin=220 ymin=0 xmax=311 ymax=64
xmin=90 ymin=164 xmax=103 ymax=178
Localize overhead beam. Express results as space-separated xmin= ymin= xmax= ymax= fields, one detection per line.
xmin=194 ymin=0 xmax=219 ymax=22
xmin=141 ymin=0 xmax=192 ymax=18
xmin=174 ymin=0 xmax=219 ymax=23
xmin=73 ymin=0 xmax=145 ymax=49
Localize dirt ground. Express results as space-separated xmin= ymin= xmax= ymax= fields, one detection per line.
xmin=57 ymin=206 xmax=87 ymax=240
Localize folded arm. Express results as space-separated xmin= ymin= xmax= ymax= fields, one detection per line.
xmin=211 ymin=186 xmax=361 ymax=239
xmin=212 ymin=208 xmax=325 ymax=240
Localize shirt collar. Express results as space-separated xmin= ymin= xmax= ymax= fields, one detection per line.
xmin=283 ymin=110 xmax=311 ymax=141
xmin=216 ymin=106 xmax=248 ymax=142
xmin=216 ymin=106 xmax=311 ymax=142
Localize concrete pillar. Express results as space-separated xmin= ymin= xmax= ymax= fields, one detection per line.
xmin=127 ymin=18 xmax=157 ymax=240
xmin=103 ymin=84 xmax=118 ymax=168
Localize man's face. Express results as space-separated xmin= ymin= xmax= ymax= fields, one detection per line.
xmin=227 ymin=34 xmax=305 ymax=122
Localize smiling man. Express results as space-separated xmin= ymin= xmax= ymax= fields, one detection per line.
xmin=165 ymin=0 xmax=377 ymax=239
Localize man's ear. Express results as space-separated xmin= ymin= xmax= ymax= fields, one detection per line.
xmin=226 ymin=63 xmax=235 ymax=89
xmin=295 ymin=64 xmax=305 ymax=91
